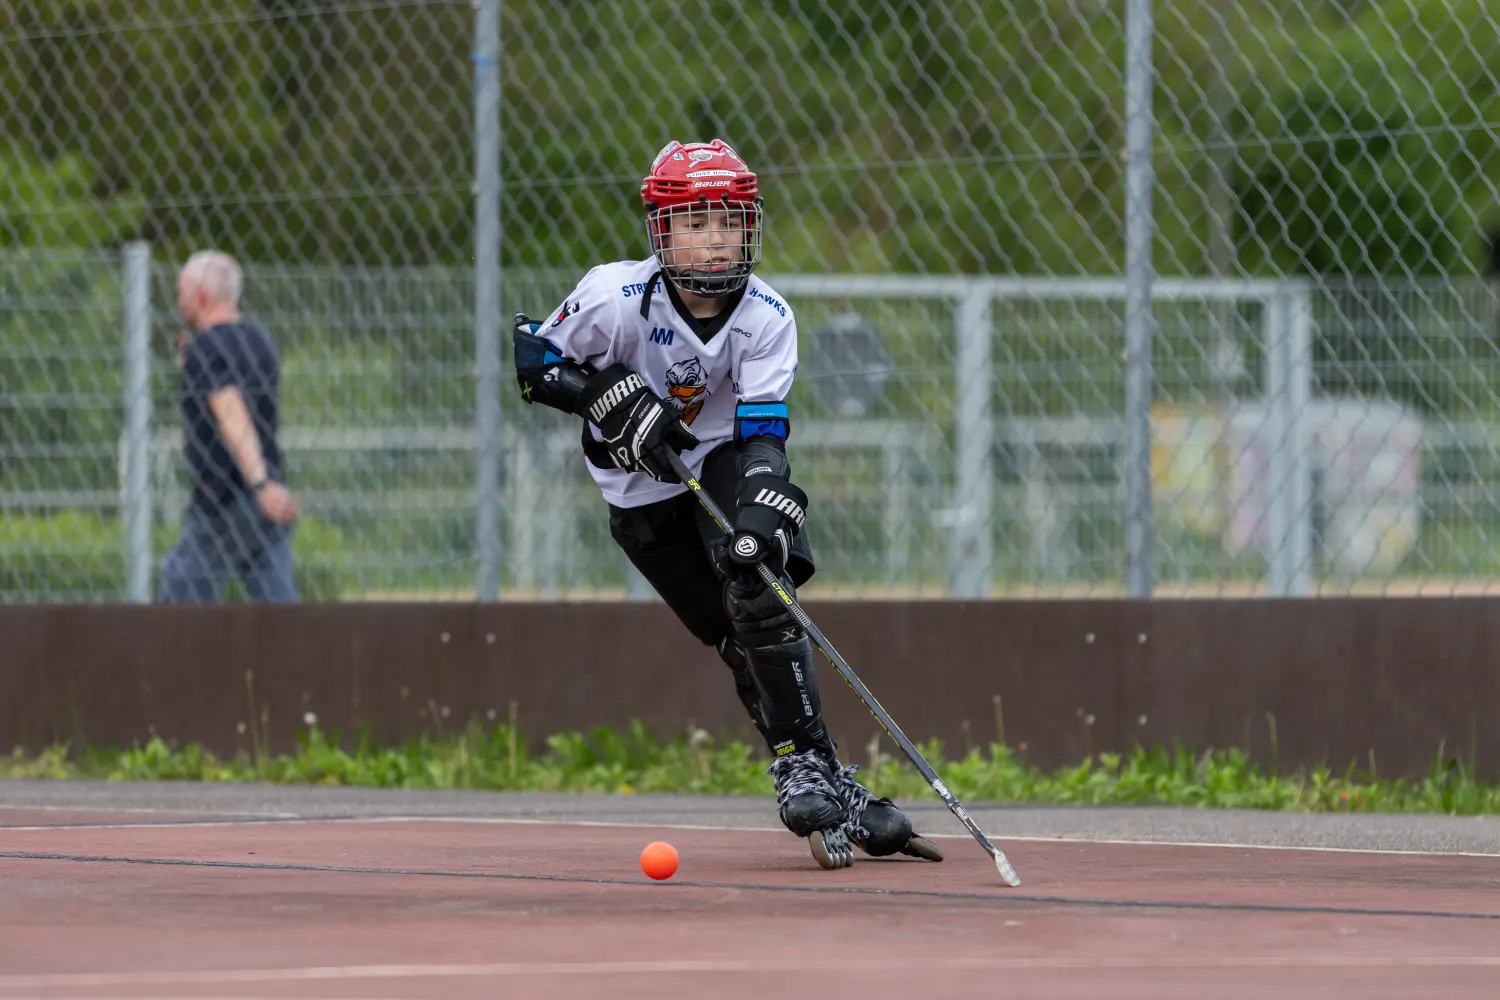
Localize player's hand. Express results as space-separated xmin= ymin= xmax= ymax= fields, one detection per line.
xmin=576 ymin=363 xmax=698 ymax=483
xmin=714 ymin=474 xmax=807 ymax=576
xmin=710 ymin=527 xmax=789 ymax=584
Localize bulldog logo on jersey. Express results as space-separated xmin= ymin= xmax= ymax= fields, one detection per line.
xmin=664 ymin=357 xmax=710 ymax=425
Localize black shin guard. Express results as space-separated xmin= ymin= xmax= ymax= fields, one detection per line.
xmin=716 ymin=635 xmax=769 ymax=742
xmin=723 ymin=580 xmax=846 ymax=846
xmin=724 ymin=579 xmax=835 ymax=762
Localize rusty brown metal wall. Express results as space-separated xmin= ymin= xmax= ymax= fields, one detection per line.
xmin=2 ymin=600 xmax=1495 ymax=779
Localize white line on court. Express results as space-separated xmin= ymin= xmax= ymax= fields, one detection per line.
xmin=3 ymin=812 xmax=1498 ymax=859
xmin=4 ymin=954 xmax=1500 ymax=990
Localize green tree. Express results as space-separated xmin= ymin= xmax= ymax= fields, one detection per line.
xmin=1232 ymin=0 xmax=1500 ymax=278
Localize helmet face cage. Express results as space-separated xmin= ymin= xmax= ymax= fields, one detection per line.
xmin=645 ymin=196 xmax=764 ymax=298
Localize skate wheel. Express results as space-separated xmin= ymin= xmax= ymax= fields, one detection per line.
xmin=901 ymin=835 xmax=945 ymax=862
xmin=809 ymin=828 xmax=855 ymax=870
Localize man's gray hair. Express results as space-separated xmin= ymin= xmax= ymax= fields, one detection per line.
xmin=181 ymin=250 xmax=244 ymax=306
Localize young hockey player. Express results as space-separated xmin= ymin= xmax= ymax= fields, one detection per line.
xmin=510 ymin=138 xmax=942 ymax=870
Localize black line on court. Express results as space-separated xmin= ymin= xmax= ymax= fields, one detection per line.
xmin=0 ymin=812 xmax=780 ymax=831
xmin=3 ymin=850 xmax=1498 ymax=923
xmin=0 ymin=814 xmax=309 ymax=830
xmin=0 ymin=813 xmax=504 ymax=830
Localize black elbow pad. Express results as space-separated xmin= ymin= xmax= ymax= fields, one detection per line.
xmin=513 ymin=314 xmax=594 ymax=413
xmin=738 ymin=435 xmax=791 ymax=483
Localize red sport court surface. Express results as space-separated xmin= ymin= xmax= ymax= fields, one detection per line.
xmin=2 ymin=799 xmax=1499 ymax=999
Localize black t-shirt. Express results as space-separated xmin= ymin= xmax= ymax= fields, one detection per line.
xmin=180 ymin=319 xmax=284 ymax=512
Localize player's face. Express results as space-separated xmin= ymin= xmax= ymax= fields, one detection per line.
xmin=663 ymin=205 xmax=747 ymax=273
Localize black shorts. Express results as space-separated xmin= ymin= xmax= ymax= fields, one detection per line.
xmin=608 ymin=442 xmax=816 ymax=647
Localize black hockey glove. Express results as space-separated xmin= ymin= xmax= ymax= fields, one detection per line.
xmin=576 ymin=363 xmax=698 ymax=483
xmin=712 ymin=474 xmax=808 ymax=579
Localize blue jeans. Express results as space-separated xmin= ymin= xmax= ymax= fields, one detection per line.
xmin=158 ymin=494 xmax=300 ymax=603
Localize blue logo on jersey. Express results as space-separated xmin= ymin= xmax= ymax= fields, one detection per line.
xmin=621 ymin=280 xmax=664 ymax=298
xmin=649 ymin=326 xmax=675 ymax=346
xmin=747 ymin=287 xmax=786 ymax=317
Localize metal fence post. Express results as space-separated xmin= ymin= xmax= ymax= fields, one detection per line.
xmin=122 ymin=241 xmax=153 ymax=604
xmin=1264 ymin=280 xmax=1314 ymax=596
xmin=1123 ymin=0 xmax=1157 ymax=598
xmin=1287 ymin=281 xmax=1315 ymax=595
xmin=950 ymin=286 xmax=993 ymax=598
xmin=474 ymin=0 xmax=503 ymax=601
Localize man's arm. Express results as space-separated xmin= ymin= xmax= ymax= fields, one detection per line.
xmin=206 ymin=385 xmax=269 ymax=486
xmin=206 ymin=385 xmax=299 ymax=524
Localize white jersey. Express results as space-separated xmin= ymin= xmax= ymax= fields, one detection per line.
xmin=539 ymin=258 xmax=799 ymax=508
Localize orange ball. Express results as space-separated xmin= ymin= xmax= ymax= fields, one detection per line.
xmin=640 ymin=841 xmax=679 ymax=881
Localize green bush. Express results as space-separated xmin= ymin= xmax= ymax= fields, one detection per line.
xmin=0 ymin=510 xmax=355 ymax=602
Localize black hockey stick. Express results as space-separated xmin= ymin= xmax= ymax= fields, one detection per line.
xmin=663 ymin=450 xmax=1021 ymax=887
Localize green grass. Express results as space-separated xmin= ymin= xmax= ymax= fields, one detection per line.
xmin=5 ymin=720 xmax=1500 ymax=815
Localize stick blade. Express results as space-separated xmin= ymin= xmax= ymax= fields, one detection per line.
xmin=994 ymin=850 xmax=1021 ymax=887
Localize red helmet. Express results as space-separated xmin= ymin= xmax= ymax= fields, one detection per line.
xmin=640 ymin=138 xmax=764 ymax=297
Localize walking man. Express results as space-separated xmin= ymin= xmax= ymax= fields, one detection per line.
xmin=159 ymin=250 xmax=300 ymax=603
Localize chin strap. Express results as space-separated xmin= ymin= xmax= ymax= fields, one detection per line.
xmin=639 ymin=269 xmax=662 ymax=319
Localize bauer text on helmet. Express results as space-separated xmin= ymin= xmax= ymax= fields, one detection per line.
xmin=641 ymin=139 xmax=764 ymax=298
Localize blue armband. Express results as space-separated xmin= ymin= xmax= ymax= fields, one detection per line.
xmin=735 ymin=400 xmax=790 ymax=443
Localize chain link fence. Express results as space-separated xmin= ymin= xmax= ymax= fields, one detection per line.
xmin=2 ymin=0 xmax=1498 ymax=602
